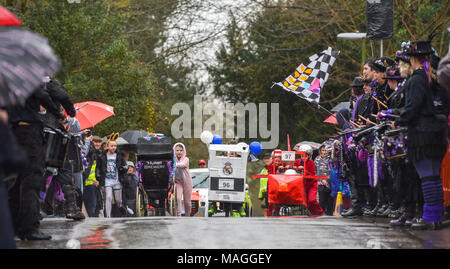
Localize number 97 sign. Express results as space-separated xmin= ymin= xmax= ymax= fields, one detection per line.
xmin=282 ymin=151 xmax=296 ymax=162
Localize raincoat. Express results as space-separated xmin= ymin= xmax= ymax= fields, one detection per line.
xmin=173 ymin=142 xmax=192 ymax=216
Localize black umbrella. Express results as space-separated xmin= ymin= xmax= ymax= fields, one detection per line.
xmin=0 ymin=27 xmax=61 ymax=107
xmin=119 ymin=130 xmax=150 ymax=151
xmin=331 ymin=101 xmax=350 ymax=112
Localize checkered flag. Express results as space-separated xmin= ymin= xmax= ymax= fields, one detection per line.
xmin=273 ymin=47 xmax=340 ymax=104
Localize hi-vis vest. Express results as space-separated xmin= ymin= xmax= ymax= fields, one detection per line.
xmin=85 ymin=161 xmax=97 ymax=186
xmin=258 ymin=167 xmax=268 ymax=199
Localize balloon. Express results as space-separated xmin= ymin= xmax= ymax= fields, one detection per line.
xmin=200 ymin=130 xmax=213 ymax=144
xmin=212 ymin=134 xmax=222 ymax=144
xmin=249 ymin=141 xmax=262 ymax=154
xmin=237 ymin=142 xmax=248 ymax=150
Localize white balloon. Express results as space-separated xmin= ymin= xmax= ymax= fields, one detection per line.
xmin=237 ymin=142 xmax=248 ymax=149
xmin=200 ymin=131 xmax=213 ymax=144
xmin=283 ymin=169 xmax=299 ymax=175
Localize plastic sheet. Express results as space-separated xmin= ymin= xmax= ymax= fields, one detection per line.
xmin=366 ymin=0 xmax=394 ymax=40
xmin=268 ymin=174 xmax=305 ymax=205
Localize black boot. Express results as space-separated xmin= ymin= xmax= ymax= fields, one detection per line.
xmin=18 ymin=229 xmax=52 ymax=241
xmin=390 ymin=217 xmax=406 ymax=227
xmin=364 ymin=203 xmax=379 ymax=217
xmin=379 ymin=205 xmax=394 ymax=218
xmin=389 ymin=211 xmax=411 ymax=227
xmin=411 ymin=219 xmax=440 ymax=230
xmin=376 ymin=204 xmax=388 ymax=215
xmin=342 ymin=207 xmax=363 ymax=217
xmin=66 ymin=211 xmax=85 ymax=221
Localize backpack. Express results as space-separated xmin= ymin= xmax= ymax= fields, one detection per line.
xmin=429 ymin=78 xmax=449 ymax=130
xmin=431 ymin=78 xmax=450 ymax=115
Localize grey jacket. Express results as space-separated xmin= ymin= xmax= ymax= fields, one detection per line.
xmin=437 ymin=47 xmax=450 ymax=90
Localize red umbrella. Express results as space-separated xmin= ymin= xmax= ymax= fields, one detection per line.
xmin=73 ymin=101 xmax=115 ymax=130
xmin=0 ymin=6 xmax=22 ymax=26
xmin=324 ymin=113 xmax=338 ymax=125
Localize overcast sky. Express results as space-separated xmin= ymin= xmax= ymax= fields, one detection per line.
xmin=162 ymin=0 xmax=261 ymax=90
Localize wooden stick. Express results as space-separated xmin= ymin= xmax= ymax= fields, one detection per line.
xmin=350 ymin=120 xmax=361 ymax=128
xmin=372 ymin=96 xmax=388 ymax=109
xmin=371 ymin=113 xmax=399 ymax=118
xmin=359 ymin=115 xmax=377 ymax=126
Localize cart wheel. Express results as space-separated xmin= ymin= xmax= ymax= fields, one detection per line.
xmin=224 ymin=205 xmax=230 ymax=217
xmin=136 ymin=188 xmax=141 ymax=217
xmin=245 ymin=202 xmax=252 ymax=217
xmin=224 ymin=203 xmax=233 ymax=217
xmin=138 ymin=189 xmax=148 ymax=217
xmin=169 ymin=185 xmax=177 ymax=216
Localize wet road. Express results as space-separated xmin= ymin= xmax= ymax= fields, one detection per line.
xmin=14 ymin=216 xmax=450 ymax=249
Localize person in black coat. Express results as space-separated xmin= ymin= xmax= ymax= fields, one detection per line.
xmin=122 ymin=161 xmax=137 ymax=216
xmin=43 ymin=77 xmax=77 ymax=118
xmin=7 ymin=84 xmax=65 ymax=241
xmin=0 ymin=111 xmax=27 ymax=248
xmin=342 ymin=77 xmax=376 ymax=217
xmin=39 ymin=79 xmax=85 ymax=220
xmin=349 ymin=77 xmax=371 ymax=126
xmin=393 ymin=40 xmax=449 ymax=230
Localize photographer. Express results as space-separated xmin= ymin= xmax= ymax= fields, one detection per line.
xmin=7 ymin=84 xmax=63 ymax=241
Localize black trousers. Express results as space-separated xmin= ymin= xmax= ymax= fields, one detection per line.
xmin=83 ymin=185 xmax=98 ymax=217
xmin=318 ymin=190 xmax=334 ymax=215
xmin=379 ymin=162 xmax=394 ymax=207
xmin=349 ymin=165 xmax=377 ymax=210
xmin=404 ymin=162 xmax=424 ymax=219
xmin=55 ymin=161 xmax=80 ymax=215
xmin=95 ymin=186 xmax=104 ymax=216
xmin=8 ymin=124 xmax=45 ymax=235
xmin=43 ymin=161 xmax=80 ymax=216
xmin=0 ymin=179 xmax=16 ymax=248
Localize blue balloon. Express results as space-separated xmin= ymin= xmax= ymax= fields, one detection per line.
xmin=212 ymin=134 xmax=223 ymax=144
xmin=249 ymin=141 xmax=262 ymax=154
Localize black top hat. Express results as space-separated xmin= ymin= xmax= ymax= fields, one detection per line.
xmin=382 ymin=67 xmax=402 ymax=80
xmin=404 ymin=40 xmax=433 ymax=56
xmin=351 ymin=77 xmax=364 ymax=87
xmin=380 ymin=56 xmax=396 ymax=67
xmin=395 ymin=47 xmax=410 ymax=64
xmin=370 ymin=59 xmax=387 ymax=72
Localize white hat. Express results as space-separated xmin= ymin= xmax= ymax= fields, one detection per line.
xmin=272 ymin=149 xmax=282 ymax=157
xmin=298 ymin=145 xmax=313 ymax=155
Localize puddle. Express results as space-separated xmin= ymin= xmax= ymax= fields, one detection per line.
xmin=79 ymin=225 xmax=112 ymax=249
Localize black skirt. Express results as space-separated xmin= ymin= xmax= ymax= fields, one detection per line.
xmin=406 ymin=129 xmax=447 ymax=162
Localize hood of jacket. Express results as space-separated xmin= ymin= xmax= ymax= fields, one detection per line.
xmin=173 ymin=142 xmax=187 ymax=161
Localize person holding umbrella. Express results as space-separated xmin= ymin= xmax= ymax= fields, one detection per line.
xmin=0 ymin=6 xmax=62 ymax=240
